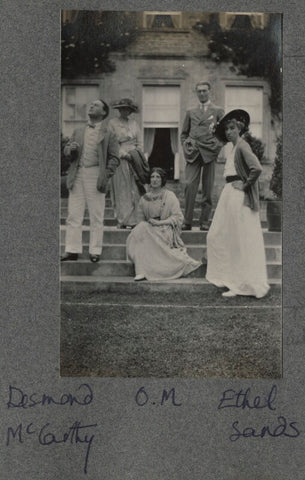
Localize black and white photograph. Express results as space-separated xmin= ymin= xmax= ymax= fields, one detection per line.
xmin=60 ymin=10 xmax=282 ymax=378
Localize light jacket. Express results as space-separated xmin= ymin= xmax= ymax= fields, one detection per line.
xmin=64 ymin=124 xmax=120 ymax=193
xmin=234 ymin=137 xmax=263 ymax=211
xmin=180 ymin=103 xmax=224 ymax=164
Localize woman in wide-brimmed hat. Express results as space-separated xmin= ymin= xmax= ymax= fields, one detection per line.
xmin=206 ymin=109 xmax=270 ymax=298
xmin=108 ymin=98 xmax=145 ymax=228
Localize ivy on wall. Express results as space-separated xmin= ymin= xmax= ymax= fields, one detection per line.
xmin=193 ymin=14 xmax=282 ymax=117
xmin=270 ymin=135 xmax=282 ymax=199
xmin=61 ymin=11 xmax=138 ymax=78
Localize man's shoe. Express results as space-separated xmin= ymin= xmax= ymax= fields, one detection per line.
xmin=199 ymin=223 xmax=210 ymax=231
xmin=89 ymin=254 xmax=100 ymax=263
xmin=61 ymin=252 xmax=78 ymax=262
xmin=182 ymin=224 xmax=192 ymax=231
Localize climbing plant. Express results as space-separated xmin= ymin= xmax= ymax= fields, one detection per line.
xmin=61 ymin=11 xmax=138 ymax=78
xmin=193 ymin=14 xmax=282 ymax=117
xmin=269 ymin=135 xmax=282 ymax=199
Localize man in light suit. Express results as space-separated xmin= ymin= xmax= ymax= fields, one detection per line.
xmin=181 ymin=81 xmax=224 ymax=230
xmin=61 ymin=99 xmax=120 ymax=263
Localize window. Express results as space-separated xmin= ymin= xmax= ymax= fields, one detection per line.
xmin=222 ymin=12 xmax=266 ymax=30
xmin=142 ymin=85 xmax=180 ymax=127
xmin=225 ymin=85 xmax=263 ymax=139
xmin=61 ymin=85 xmax=99 ymax=137
xmin=61 ymin=10 xmax=79 ymax=24
xmin=142 ymin=85 xmax=181 ymax=179
xmin=143 ymin=11 xmax=182 ymax=29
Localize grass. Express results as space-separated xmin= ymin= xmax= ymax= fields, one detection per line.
xmin=60 ymin=302 xmax=282 ymax=379
xmin=61 ymin=284 xmax=281 ymax=307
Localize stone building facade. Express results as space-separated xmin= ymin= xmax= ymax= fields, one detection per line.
xmin=62 ymin=11 xmax=280 ymax=191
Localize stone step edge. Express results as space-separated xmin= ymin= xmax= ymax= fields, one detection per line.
xmin=60 ymin=225 xmax=282 ymax=240
xmin=60 ymin=259 xmax=282 ymax=266
xmin=61 ymin=275 xmax=282 ymax=286
xmin=59 ymin=225 xmax=280 ymax=233
xmin=60 ymin=242 xmax=282 ymax=249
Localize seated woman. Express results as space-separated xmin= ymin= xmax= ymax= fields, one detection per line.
xmin=127 ymin=168 xmax=202 ymax=281
xmin=206 ymin=109 xmax=270 ymax=298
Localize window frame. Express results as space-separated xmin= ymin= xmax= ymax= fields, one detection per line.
xmin=219 ymin=78 xmax=272 ymax=159
xmin=61 ymin=82 xmax=100 ymax=137
xmin=221 ymin=12 xmax=266 ymax=30
xmin=143 ymin=11 xmax=183 ymax=29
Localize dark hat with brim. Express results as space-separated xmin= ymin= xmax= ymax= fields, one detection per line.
xmin=214 ymin=109 xmax=250 ymax=143
xmin=112 ymin=98 xmax=138 ymax=112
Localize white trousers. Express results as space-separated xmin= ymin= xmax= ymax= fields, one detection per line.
xmin=65 ymin=166 xmax=105 ymax=255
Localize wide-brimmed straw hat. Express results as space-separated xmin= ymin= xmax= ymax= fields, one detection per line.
xmin=214 ymin=109 xmax=250 ymax=143
xmin=112 ymin=98 xmax=138 ymax=112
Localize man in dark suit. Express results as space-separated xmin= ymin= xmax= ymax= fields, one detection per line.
xmin=61 ymin=99 xmax=120 ymax=263
xmin=181 ymin=81 xmax=224 ymax=230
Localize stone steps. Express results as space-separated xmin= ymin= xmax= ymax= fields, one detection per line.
xmin=61 ymin=195 xmax=209 ymax=210
xmin=61 ymin=207 xmax=115 ymax=218
xmin=60 ymin=243 xmax=281 ymax=262
xmin=60 ymin=206 xmax=267 ymax=218
xmin=60 ymin=193 xmax=281 ymax=290
xmin=60 ymin=204 xmax=268 ymax=228
xmin=60 ymin=195 xmax=269 ymax=210
xmin=60 ymin=258 xmax=281 ymax=279
xmin=61 ymin=275 xmax=282 ymax=294
xmin=60 ymin=225 xmax=281 ymax=245
xmin=60 ymin=216 xmax=268 ymax=228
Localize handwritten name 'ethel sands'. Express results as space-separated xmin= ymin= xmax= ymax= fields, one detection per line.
xmin=218 ymin=385 xmax=301 ymax=441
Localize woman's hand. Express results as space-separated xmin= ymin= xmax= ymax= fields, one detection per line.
xmin=231 ymin=180 xmax=245 ymax=191
xmin=122 ymin=153 xmax=132 ymax=161
xmin=148 ymin=218 xmax=160 ymax=226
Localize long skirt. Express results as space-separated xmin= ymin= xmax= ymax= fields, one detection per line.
xmin=111 ymin=159 xmax=140 ymax=227
xmin=127 ymin=221 xmax=202 ymax=281
xmin=206 ymin=183 xmax=270 ymax=298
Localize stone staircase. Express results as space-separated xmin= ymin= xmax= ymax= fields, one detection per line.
xmin=60 ymin=183 xmax=281 ymax=379
xmin=60 ymin=185 xmax=281 ymax=295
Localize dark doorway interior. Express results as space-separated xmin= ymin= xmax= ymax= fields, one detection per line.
xmin=231 ymin=15 xmax=253 ymax=30
xmin=152 ymin=14 xmax=175 ymax=28
xmin=148 ymin=128 xmax=175 ymax=180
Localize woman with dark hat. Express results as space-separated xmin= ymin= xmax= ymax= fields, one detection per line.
xmin=108 ymin=98 xmax=144 ymax=228
xmin=206 ymin=110 xmax=270 ymax=298
xmin=127 ymin=168 xmax=202 ymax=281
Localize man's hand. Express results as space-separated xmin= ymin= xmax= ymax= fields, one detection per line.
xmin=65 ymin=141 xmax=80 ymax=156
xmin=70 ymin=141 xmax=80 ymax=152
xmin=97 ymin=176 xmax=108 ymax=193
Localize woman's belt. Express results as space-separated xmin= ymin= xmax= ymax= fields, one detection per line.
xmin=152 ymin=216 xmax=161 ymax=220
xmin=226 ymin=175 xmax=242 ymax=183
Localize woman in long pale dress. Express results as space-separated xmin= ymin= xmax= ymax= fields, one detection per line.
xmin=127 ymin=168 xmax=202 ymax=281
xmin=206 ymin=109 xmax=270 ymax=298
xmin=108 ymin=98 xmax=143 ymax=228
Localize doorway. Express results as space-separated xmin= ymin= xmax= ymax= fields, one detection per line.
xmin=142 ymin=85 xmax=181 ymax=179
xmin=148 ymin=128 xmax=175 ymax=179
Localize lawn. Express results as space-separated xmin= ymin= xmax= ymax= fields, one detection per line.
xmin=61 ymin=298 xmax=282 ymax=378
